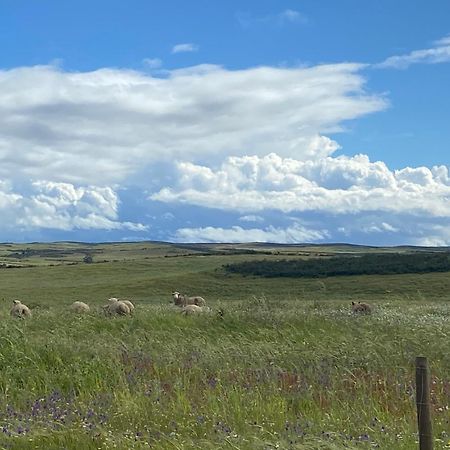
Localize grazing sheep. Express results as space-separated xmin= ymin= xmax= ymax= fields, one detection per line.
xmin=70 ymin=301 xmax=90 ymax=313
xmin=10 ymin=300 xmax=32 ymax=319
xmin=181 ymin=304 xmax=204 ymax=315
xmin=172 ymin=291 xmax=206 ymax=307
xmin=103 ymin=298 xmax=131 ymax=316
xmin=120 ymin=300 xmax=135 ymax=313
xmin=351 ymin=301 xmax=372 ymax=314
xmin=107 ymin=298 xmax=135 ymax=313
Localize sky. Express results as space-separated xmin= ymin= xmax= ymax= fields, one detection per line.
xmin=0 ymin=0 xmax=449 ymax=245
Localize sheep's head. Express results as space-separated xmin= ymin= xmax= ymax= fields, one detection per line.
xmin=13 ymin=300 xmax=21 ymax=305
xmin=108 ymin=298 xmax=119 ymax=304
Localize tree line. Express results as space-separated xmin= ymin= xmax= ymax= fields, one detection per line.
xmin=223 ymin=252 xmax=450 ymax=278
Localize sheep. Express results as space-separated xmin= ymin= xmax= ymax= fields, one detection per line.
xmin=351 ymin=301 xmax=372 ymax=314
xmin=10 ymin=300 xmax=32 ymax=319
xmin=103 ymin=298 xmax=131 ymax=316
xmin=181 ymin=304 xmax=204 ymax=315
xmin=171 ymin=291 xmax=206 ymax=307
xmin=120 ymin=300 xmax=135 ymax=313
xmin=107 ymin=298 xmax=135 ymax=313
xmin=70 ymin=301 xmax=90 ymax=313
xmin=171 ymin=291 xmax=183 ymax=306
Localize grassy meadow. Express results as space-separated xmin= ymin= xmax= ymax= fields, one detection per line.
xmin=0 ymin=242 xmax=449 ymax=449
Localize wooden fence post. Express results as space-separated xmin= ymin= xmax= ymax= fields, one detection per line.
xmin=415 ymin=356 xmax=433 ymax=450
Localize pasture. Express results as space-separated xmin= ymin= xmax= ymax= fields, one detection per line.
xmin=0 ymin=242 xmax=449 ymax=449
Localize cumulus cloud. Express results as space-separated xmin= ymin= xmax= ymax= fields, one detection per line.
xmin=0 ymin=180 xmax=146 ymax=232
xmin=171 ymin=43 xmax=198 ymax=54
xmin=378 ymin=34 xmax=450 ymax=68
xmin=0 ymin=60 xmax=386 ymax=241
xmin=0 ymin=63 xmax=385 ymax=185
xmin=151 ymin=153 xmax=450 ymax=217
xmin=173 ymin=223 xmax=328 ymax=243
xmin=414 ymin=224 xmax=450 ymax=247
xmin=0 ymin=54 xmax=447 ymax=243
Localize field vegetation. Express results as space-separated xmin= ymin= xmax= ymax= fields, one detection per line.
xmin=0 ymin=242 xmax=448 ymax=449
xmin=224 ymin=251 xmax=450 ymax=278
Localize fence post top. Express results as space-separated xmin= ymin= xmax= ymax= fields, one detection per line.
xmin=416 ymin=356 xmax=428 ymax=365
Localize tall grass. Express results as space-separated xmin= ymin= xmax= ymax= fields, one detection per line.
xmin=0 ymin=299 xmax=448 ymax=449
xmin=0 ymin=245 xmax=449 ymax=448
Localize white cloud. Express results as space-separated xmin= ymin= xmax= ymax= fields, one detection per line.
xmin=0 ymin=180 xmax=146 ymax=232
xmin=1 ymin=52 xmax=447 ymax=243
xmin=378 ymin=34 xmax=450 ymax=68
xmin=361 ymin=222 xmax=399 ymax=234
xmin=238 ymin=215 xmax=264 ymax=223
xmin=0 ymin=63 xmax=385 ymax=186
xmin=173 ymin=223 xmax=328 ymax=243
xmin=237 ymin=9 xmax=308 ymax=28
xmin=278 ymin=9 xmax=308 ymax=24
xmin=143 ymin=58 xmax=163 ymax=69
xmin=409 ymin=223 xmax=450 ymax=247
xmin=151 ymin=153 xmax=450 ymax=217
xmin=172 ymin=43 xmax=199 ymax=54
xmin=435 ymin=35 xmax=450 ymax=46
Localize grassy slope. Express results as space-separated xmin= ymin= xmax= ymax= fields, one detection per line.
xmin=0 ymin=243 xmax=448 ymax=449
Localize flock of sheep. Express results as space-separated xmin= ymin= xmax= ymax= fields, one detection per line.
xmin=8 ymin=291 xmax=210 ymax=319
xmin=9 ymin=294 xmax=371 ymax=319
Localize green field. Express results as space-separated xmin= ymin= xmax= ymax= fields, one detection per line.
xmin=0 ymin=242 xmax=448 ymax=449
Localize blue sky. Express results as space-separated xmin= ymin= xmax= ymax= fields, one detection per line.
xmin=0 ymin=0 xmax=449 ymax=245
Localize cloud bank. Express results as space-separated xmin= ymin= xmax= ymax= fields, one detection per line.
xmin=174 ymin=223 xmax=328 ymax=243
xmin=0 ymin=180 xmax=145 ymax=232
xmin=151 ymin=153 xmax=450 ymax=245
xmin=0 ymin=62 xmax=386 ymax=236
xmin=151 ymin=153 xmax=450 ymax=217
xmin=0 ymin=63 xmax=384 ymax=186
xmin=0 ymin=56 xmax=448 ymax=244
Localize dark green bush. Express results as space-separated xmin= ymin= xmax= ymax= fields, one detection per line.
xmin=223 ymin=252 xmax=450 ymax=278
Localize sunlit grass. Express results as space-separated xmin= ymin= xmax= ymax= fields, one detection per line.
xmin=0 ymin=244 xmax=449 ymax=448
xmin=0 ymin=298 xmax=448 ymax=449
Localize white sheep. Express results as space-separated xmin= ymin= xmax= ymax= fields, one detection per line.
xmin=103 ymin=298 xmax=131 ymax=316
xmin=171 ymin=291 xmax=182 ymax=306
xmin=71 ymin=301 xmax=90 ymax=313
xmin=108 ymin=297 xmax=135 ymax=313
xmin=120 ymin=299 xmax=135 ymax=313
xmin=172 ymin=291 xmax=206 ymax=307
xmin=10 ymin=300 xmax=32 ymax=318
xmin=181 ymin=304 xmax=204 ymax=315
